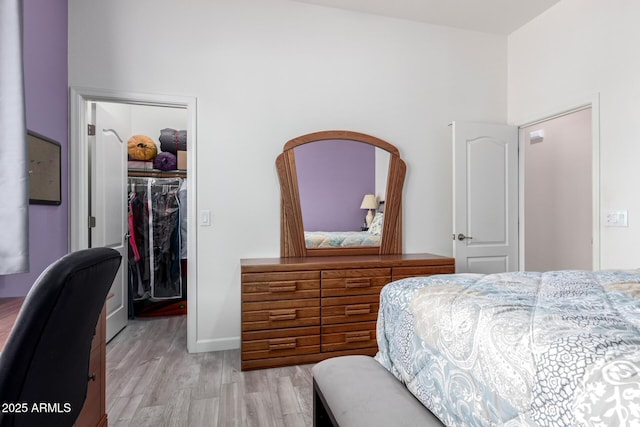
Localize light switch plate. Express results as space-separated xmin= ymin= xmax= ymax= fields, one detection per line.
xmin=200 ymin=210 xmax=211 ymax=226
xmin=604 ymin=210 xmax=628 ymax=227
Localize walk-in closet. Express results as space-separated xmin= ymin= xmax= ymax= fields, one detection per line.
xmin=91 ymin=101 xmax=189 ymax=340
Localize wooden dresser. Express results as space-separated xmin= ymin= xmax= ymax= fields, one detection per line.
xmin=241 ymin=253 xmax=454 ymax=370
xmin=74 ymin=307 xmax=108 ymax=427
xmin=0 ymin=298 xmax=107 ymax=427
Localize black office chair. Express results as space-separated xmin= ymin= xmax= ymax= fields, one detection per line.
xmin=0 ymin=247 xmax=121 ymax=427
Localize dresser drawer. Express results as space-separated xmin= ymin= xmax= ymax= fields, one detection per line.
xmin=322 ymin=321 xmax=377 ymax=352
xmin=321 ymin=294 xmax=380 ymax=325
xmin=242 ymin=299 xmax=320 ymax=331
xmin=242 ymin=271 xmax=320 ymax=301
xmin=75 ymin=345 xmax=102 ymax=427
xmin=392 ymin=265 xmax=455 ymax=281
xmin=321 ymin=268 xmax=391 ymax=297
xmin=242 ymin=326 xmax=321 ymax=360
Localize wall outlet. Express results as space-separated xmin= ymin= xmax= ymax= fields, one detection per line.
xmin=604 ymin=210 xmax=628 ymax=227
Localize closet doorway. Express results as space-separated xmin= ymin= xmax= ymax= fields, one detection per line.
xmin=70 ymin=88 xmax=198 ymax=350
xmin=518 ymin=101 xmax=600 ymax=271
xmin=521 ymin=107 xmax=593 ymax=271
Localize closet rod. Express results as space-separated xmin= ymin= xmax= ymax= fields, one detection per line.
xmin=128 ymin=169 xmax=186 ymax=178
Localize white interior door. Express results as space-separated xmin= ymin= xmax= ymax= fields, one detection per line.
xmin=90 ymin=102 xmax=129 ymax=341
xmin=452 ymin=121 xmax=518 ymax=273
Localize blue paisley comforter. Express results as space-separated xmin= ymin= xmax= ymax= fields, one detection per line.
xmin=375 ymin=270 xmax=640 ymax=426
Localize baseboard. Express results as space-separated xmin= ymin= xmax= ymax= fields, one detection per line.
xmin=188 ymin=336 xmax=240 ymax=353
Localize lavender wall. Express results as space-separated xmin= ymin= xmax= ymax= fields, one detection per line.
xmin=0 ymin=0 xmax=68 ymax=297
xmin=295 ymin=140 xmax=375 ymax=231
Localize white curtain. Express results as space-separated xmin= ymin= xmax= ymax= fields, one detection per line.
xmin=0 ymin=0 xmax=29 ymax=274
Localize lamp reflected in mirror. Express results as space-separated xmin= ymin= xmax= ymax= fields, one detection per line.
xmin=360 ymin=194 xmax=378 ymax=228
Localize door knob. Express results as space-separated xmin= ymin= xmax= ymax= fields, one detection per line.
xmin=457 ymin=233 xmax=473 ymax=241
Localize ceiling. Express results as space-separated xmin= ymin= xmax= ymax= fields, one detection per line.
xmin=292 ymin=0 xmax=561 ymax=35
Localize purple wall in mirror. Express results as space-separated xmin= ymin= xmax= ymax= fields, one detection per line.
xmin=295 ymin=139 xmax=375 ymax=231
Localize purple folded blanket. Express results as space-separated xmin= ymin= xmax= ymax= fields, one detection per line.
xmin=154 ymin=152 xmax=177 ymax=171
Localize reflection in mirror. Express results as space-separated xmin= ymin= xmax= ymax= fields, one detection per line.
xmin=293 ymin=140 xmax=390 ymax=249
xmin=277 ymin=130 xmax=406 ymax=257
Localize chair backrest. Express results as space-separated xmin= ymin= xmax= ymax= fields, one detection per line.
xmin=0 ymin=247 xmax=121 ymax=427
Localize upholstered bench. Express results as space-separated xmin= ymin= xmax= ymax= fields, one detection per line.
xmin=312 ymin=355 xmax=445 ymax=427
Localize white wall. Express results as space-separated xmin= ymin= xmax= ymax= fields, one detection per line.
xmin=509 ymin=0 xmax=640 ymax=269
xmin=375 ymin=148 xmax=390 ymax=202
xmin=69 ymin=0 xmax=507 ymax=351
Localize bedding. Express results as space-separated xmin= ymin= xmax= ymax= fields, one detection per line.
xmin=159 ymin=128 xmax=187 ymax=153
xmin=304 ymin=230 xmax=380 ymax=248
xmin=368 ymin=212 xmax=384 ymax=236
xmin=127 ymin=134 xmax=157 ymax=160
xmin=375 ymin=270 xmax=640 ymax=427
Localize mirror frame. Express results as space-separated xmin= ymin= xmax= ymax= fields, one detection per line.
xmin=276 ymin=130 xmax=406 ymax=257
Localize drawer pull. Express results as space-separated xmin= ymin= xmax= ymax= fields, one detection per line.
xmin=345 ymin=304 xmax=371 ymax=316
xmin=269 ymin=338 xmax=297 ymax=350
xmin=269 ymin=309 xmax=297 ymax=321
xmin=346 ymin=331 xmax=371 ymax=343
xmin=345 ymin=278 xmax=371 ymax=288
xmin=269 ymin=282 xmax=297 ymax=293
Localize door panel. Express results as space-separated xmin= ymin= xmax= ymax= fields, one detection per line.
xmin=94 ymin=129 xmax=125 ymax=248
xmin=467 ymin=256 xmax=508 ymax=274
xmin=453 ymin=122 xmax=518 ymax=273
xmin=91 ymin=102 xmax=130 ymax=341
xmin=468 ymin=138 xmax=508 ymax=244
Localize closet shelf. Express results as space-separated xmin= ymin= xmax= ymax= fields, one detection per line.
xmin=128 ymin=168 xmax=186 ymax=178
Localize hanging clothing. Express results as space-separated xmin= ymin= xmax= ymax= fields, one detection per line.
xmin=178 ymin=178 xmax=188 ymax=259
xmin=128 ymin=177 xmax=183 ymax=301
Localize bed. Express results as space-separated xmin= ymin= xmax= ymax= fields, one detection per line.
xmin=304 ymin=211 xmax=383 ymax=248
xmin=375 ymin=270 xmax=640 ymax=426
xmin=304 ymin=230 xmax=381 ymax=248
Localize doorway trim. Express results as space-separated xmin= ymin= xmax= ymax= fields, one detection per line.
xmin=515 ymin=93 xmax=601 ymax=271
xmin=69 ymin=87 xmax=198 ymax=352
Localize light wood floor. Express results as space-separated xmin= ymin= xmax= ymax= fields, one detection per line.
xmin=106 ymin=315 xmax=313 ymax=427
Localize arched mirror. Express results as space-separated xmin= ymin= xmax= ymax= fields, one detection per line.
xmin=276 ymin=130 xmax=406 ymax=257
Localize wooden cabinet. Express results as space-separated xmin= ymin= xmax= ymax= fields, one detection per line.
xmin=241 ymin=253 xmax=454 ymax=370
xmin=74 ymin=308 xmax=107 ymax=427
